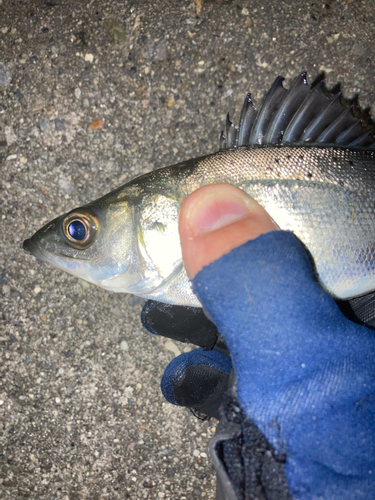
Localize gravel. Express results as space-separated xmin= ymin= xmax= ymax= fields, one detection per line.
xmin=1 ymin=0 xmax=374 ymax=498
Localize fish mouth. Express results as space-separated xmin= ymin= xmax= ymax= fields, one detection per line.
xmin=23 ymin=237 xmax=89 ymax=264
xmin=23 ymin=238 xmax=31 ymax=252
xmin=23 ymin=238 xmax=45 ymax=260
xmin=23 ymin=237 xmax=56 ymax=264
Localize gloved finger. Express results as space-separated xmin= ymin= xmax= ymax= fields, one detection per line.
xmin=161 ymin=348 xmax=232 ymax=419
xmin=141 ymin=299 xmax=229 ymax=354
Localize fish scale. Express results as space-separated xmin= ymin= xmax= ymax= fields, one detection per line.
xmin=192 ymin=146 xmax=375 ymax=189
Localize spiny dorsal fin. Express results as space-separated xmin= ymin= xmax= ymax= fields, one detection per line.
xmin=249 ymin=76 xmax=286 ymax=145
xmin=220 ymin=72 xmax=375 ymax=150
xmin=225 ymin=113 xmax=239 ymax=148
xmin=263 ymin=71 xmax=310 ymax=144
xmin=238 ymin=93 xmax=257 ymax=146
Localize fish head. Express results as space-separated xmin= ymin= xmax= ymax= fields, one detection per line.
xmin=23 ymin=199 xmax=146 ymax=292
xmin=23 ymin=187 xmax=187 ymax=301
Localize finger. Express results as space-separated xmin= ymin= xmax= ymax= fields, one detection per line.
xmin=161 ymin=348 xmax=232 ymax=419
xmin=141 ymin=300 xmax=228 ymax=352
xmin=179 ymin=184 xmax=279 ymax=279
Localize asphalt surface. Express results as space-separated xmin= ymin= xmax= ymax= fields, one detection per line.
xmin=1 ymin=0 xmax=374 ymax=498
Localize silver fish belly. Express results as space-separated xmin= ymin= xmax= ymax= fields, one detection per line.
xmin=23 ymin=72 xmax=375 ymax=308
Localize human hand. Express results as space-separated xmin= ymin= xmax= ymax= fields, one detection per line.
xmin=141 ymin=184 xmax=277 ymax=419
xmin=143 ymin=184 xmax=375 ymax=499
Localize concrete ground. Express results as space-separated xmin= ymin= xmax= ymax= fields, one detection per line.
xmin=1 ymin=0 xmax=374 ymax=498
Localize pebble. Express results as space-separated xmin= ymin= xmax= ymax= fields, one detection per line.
xmin=166 ymin=97 xmax=175 ymax=108
xmin=84 ymin=53 xmax=94 ymax=62
xmin=319 ymin=65 xmax=333 ymax=74
xmin=158 ymin=448 xmax=172 ymax=456
xmin=39 ymin=117 xmax=48 ymax=131
xmin=143 ymin=39 xmax=167 ymax=62
xmin=0 ymin=63 xmax=12 ymax=87
xmin=58 ymin=177 xmax=74 ymax=195
xmin=351 ymin=43 xmax=365 ymax=56
xmin=83 ymin=98 xmax=89 ymax=108
xmin=105 ymin=132 xmax=115 ymax=145
xmin=127 ymin=294 xmax=144 ymax=306
xmin=5 ymin=126 xmax=17 ymax=145
xmin=74 ymin=88 xmax=81 ymax=99
xmin=34 ymin=286 xmax=42 ymax=294
xmin=120 ymin=340 xmax=129 ymax=351
xmin=195 ymin=0 xmax=202 ymax=16
xmin=88 ymin=119 xmax=104 ymax=130
xmin=164 ymin=339 xmax=181 ymax=356
xmin=55 ymin=118 xmax=66 ymax=131
xmin=103 ymin=19 xmax=126 ymax=46
xmin=6 ymin=154 xmax=17 ymax=161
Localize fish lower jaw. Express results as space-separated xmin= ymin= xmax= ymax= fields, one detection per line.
xmin=97 ymin=273 xmax=163 ymax=294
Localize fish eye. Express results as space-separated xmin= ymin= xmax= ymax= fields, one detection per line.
xmin=62 ymin=208 xmax=98 ymax=249
xmin=68 ymin=220 xmax=86 ymax=240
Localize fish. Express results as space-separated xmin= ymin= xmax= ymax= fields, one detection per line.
xmin=23 ymin=71 xmax=375 ymax=316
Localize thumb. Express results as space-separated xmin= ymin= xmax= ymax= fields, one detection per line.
xmin=179 ymin=183 xmax=278 ymax=279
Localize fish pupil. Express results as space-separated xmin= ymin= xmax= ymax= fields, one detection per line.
xmin=68 ymin=220 xmax=86 ymax=240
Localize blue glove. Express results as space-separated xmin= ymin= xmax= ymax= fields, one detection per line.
xmin=147 ymin=231 xmax=375 ymax=499
xmin=141 ymin=300 xmax=232 ymax=419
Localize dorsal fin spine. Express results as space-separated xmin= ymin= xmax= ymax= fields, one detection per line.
xmin=220 ymin=72 xmax=374 ymax=151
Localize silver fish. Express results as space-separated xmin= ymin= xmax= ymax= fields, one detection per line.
xmin=24 ymin=72 xmax=375 ymax=309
